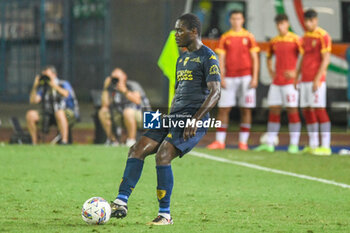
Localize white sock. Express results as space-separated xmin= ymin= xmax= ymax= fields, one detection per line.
xmin=320 ymin=122 xmax=331 ymax=148
xmin=289 ymin=122 xmax=301 ymax=146
xmin=158 ymin=213 xmax=171 ymax=219
xmin=216 ymin=124 xmax=227 ymax=144
xmin=114 ymin=199 xmax=127 ymax=206
xmin=306 ymin=123 xmax=319 ymax=148
xmin=239 ymin=123 xmax=251 ymax=144
xmin=267 ymin=122 xmax=280 ymax=146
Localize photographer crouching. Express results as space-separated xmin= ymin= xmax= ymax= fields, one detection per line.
xmin=26 ymin=65 xmax=79 ymax=145
xmin=99 ymin=68 xmax=150 ymax=146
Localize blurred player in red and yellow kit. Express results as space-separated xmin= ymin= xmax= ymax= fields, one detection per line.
xmin=207 ymin=10 xmax=259 ymax=150
xmin=254 ymin=14 xmax=302 ymax=154
xmin=294 ymin=9 xmax=332 ymax=156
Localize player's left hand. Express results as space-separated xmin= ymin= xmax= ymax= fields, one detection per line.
xmin=183 ymin=118 xmax=198 ymax=141
xmin=312 ymin=80 xmax=321 ymax=92
xmin=249 ymin=79 xmax=258 ymax=89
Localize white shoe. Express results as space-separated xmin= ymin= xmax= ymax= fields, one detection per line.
xmin=105 ymin=139 xmax=119 ymax=147
xmin=125 ymin=138 xmax=136 ymax=147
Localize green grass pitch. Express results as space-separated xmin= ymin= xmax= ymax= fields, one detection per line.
xmin=1 ymin=145 xmax=350 ymax=233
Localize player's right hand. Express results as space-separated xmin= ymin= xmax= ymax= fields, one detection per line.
xmin=221 ymin=78 xmax=226 ymax=89
xmin=104 ymin=76 xmax=111 ymax=89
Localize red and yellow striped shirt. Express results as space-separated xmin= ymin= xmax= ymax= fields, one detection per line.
xmin=267 ymin=32 xmax=302 ymax=85
xmin=216 ymin=29 xmax=260 ymax=77
xmin=301 ymin=27 xmax=331 ymax=82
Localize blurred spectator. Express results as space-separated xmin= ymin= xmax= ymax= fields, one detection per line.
xmin=99 ymin=68 xmax=150 ymax=147
xmin=26 ymin=65 xmax=79 ymax=145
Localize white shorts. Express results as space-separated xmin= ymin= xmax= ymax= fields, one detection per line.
xmin=267 ymin=84 xmax=299 ymax=108
xmin=299 ymin=82 xmax=327 ymax=108
xmin=218 ymin=75 xmax=256 ymax=108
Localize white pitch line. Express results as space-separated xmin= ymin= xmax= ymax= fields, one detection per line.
xmin=190 ymin=151 xmax=350 ymax=189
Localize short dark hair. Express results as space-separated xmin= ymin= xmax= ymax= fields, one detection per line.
xmin=274 ymin=13 xmax=289 ymax=23
xmin=42 ymin=65 xmax=57 ymax=74
xmin=304 ymin=9 xmax=317 ymax=19
xmin=177 ymin=13 xmax=201 ymax=36
xmin=229 ymin=10 xmax=244 ymax=18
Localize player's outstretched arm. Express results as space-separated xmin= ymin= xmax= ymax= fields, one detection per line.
xmin=183 ymin=81 xmax=221 ymax=140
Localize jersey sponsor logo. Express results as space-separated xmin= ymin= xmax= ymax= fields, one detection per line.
xmin=183 ymin=57 xmax=190 ymax=66
xmin=190 ymin=57 xmax=201 ymax=63
xmin=209 ymin=55 xmax=217 ymax=60
xmin=143 ymin=110 xmax=161 ymax=129
xmin=209 ymin=65 xmax=220 ymax=75
xmin=177 ymin=70 xmax=193 ymax=81
xmin=312 ymin=39 xmax=317 ymax=47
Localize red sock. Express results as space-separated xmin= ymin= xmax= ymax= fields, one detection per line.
xmin=302 ymin=109 xmax=317 ymax=124
xmin=269 ymin=113 xmax=280 ymax=123
xmin=287 ymin=112 xmax=300 ymax=123
xmin=315 ymin=109 xmax=330 ymax=123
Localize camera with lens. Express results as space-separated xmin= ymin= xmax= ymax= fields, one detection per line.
xmin=111 ymin=76 xmax=119 ymax=85
xmin=39 ymin=74 xmax=50 ymax=86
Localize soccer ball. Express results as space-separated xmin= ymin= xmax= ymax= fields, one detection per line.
xmin=81 ymin=197 xmax=111 ymax=225
xmin=259 ymin=132 xmax=279 ymax=146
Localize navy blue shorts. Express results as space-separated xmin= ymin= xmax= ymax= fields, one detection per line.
xmin=143 ymin=116 xmax=208 ymax=157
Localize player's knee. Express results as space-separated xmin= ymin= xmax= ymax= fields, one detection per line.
xmin=127 ymin=141 xmax=147 ymax=160
xmin=155 ymin=151 xmax=172 ymax=166
xmin=241 ymin=108 xmax=251 ymax=116
xmin=155 ymin=143 xmax=177 ymax=165
xmin=55 ymin=110 xmax=67 ymax=122
xmin=123 ymin=108 xmax=136 ymax=122
xmin=98 ymin=107 xmax=109 ymax=120
xmin=218 ymin=107 xmax=230 ymax=116
xmin=26 ymin=110 xmax=38 ymax=123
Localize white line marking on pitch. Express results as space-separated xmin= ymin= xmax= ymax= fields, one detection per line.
xmin=190 ymin=151 xmax=350 ymax=189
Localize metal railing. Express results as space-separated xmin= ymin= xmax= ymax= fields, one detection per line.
xmin=0 ymin=0 xmax=111 ymax=101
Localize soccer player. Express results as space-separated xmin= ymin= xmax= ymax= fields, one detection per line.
xmin=207 ymin=10 xmax=259 ymax=150
xmin=110 ymin=13 xmax=221 ymax=225
xmin=254 ymin=14 xmax=302 ymax=153
xmin=294 ymin=9 xmax=332 ymax=156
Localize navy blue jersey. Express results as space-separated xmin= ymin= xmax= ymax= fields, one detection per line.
xmin=171 ymin=45 xmax=221 ymax=114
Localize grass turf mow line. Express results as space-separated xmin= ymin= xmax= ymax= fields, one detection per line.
xmin=190 ymin=150 xmax=350 ymax=189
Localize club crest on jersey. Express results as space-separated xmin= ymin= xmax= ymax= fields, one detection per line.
xmin=183 ymin=57 xmax=190 ymax=66
xmin=209 ymin=65 xmax=220 ymax=75
xmin=242 ymin=38 xmax=248 ymax=45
